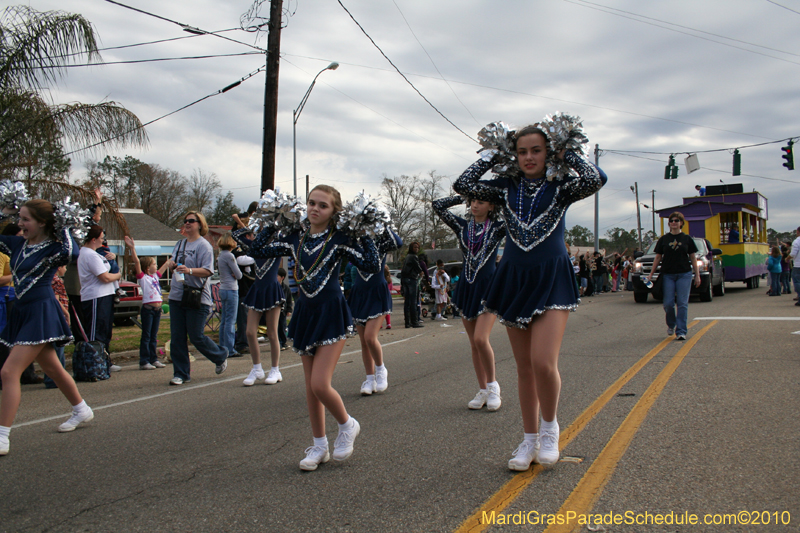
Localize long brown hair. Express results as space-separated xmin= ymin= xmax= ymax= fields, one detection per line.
xmin=22 ymin=199 xmax=56 ymax=238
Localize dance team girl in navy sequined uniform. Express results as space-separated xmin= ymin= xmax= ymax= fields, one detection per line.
xmin=432 ymin=194 xmax=506 ymax=412
xmin=248 ymin=185 xmax=380 ymax=471
xmin=232 ymin=224 xmax=285 ymax=387
xmin=347 ymin=228 xmax=402 ymax=396
xmin=454 ymin=125 xmax=607 ymax=470
xmin=0 ymin=200 xmax=94 ymax=456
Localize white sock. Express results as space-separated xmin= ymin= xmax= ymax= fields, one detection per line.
xmin=487 ymin=381 xmax=499 ymax=390
xmin=72 ymin=400 xmax=89 ymax=414
xmin=0 ymin=425 xmax=10 ymax=439
xmin=541 ymin=418 xmax=558 ymax=432
xmin=271 ymin=366 xmax=279 ymax=372
xmin=313 ymin=436 xmax=328 ymax=448
xmin=436 ymin=314 xmax=441 ymax=318
xmin=253 ymin=363 xmax=263 ymax=372
xmin=338 ymin=416 xmax=354 ymax=432
xmin=375 ymin=364 xmax=385 ymax=373
xmin=523 ymin=432 xmax=539 ymax=444
xmin=365 ymin=374 xmax=376 ymax=382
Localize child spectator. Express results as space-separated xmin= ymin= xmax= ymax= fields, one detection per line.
xmin=431 ymin=260 xmax=450 ymax=321
xmin=124 ymin=236 xmax=169 ymax=369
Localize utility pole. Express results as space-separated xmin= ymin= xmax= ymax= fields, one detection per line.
xmin=305 ymin=174 xmax=309 ymax=199
xmin=594 ymin=144 xmax=600 ymax=252
xmin=260 ymin=0 xmax=283 ymax=193
xmin=634 ymin=182 xmax=643 ymax=250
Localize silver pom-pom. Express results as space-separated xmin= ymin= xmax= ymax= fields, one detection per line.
xmin=477 ymin=122 xmax=518 ymax=176
xmin=0 ymin=181 xmax=29 ymax=214
xmin=248 ymin=188 xmax=306 ymax=233
xmin=539 ymin=112 xmax=589 ymax=181
xmin=53 ymin=197 xmax=92 ymax=242
xmin=336 ymin=191 xmax=392 ymax=238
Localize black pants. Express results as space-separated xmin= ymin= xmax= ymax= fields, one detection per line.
xmin=234 ymin=299 xmax=248 ymax=351
xmin=402 ymin=277 xmax=420 ymax=326
xmin=82 ymin=295 xmax=114 ymax=369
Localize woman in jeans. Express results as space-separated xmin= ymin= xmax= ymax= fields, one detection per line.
xmin=167 ymin=212 xmax=228 ymax=386
xmin=216 ymin=233 xmax=242 ymax=357
xmin=645 ymin=211 xmax=701 ymax=341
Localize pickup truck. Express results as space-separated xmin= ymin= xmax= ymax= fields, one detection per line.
xmin=630 ymin=237 xmax=725 ymax=303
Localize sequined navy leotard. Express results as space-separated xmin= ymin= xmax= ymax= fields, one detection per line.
xmin=453 ymin=151 xmax=607 ymax=328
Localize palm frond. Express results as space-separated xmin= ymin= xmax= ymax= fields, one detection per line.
xmin=0 ymin=6 xmax=99 ymax=91
xmin=50 ymin=101 xmax=148 ymax=153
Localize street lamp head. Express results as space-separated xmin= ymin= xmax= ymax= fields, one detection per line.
xmin=629 ymin=186 xmax=635 ymax=192
xmin=327 ymin=62 xmax=340 ymax=71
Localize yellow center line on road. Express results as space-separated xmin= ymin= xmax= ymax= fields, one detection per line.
xmin=544 ymin=320 xmax=718 ymax=533
xmin=454 ymin=321 xmax=700 ymax=533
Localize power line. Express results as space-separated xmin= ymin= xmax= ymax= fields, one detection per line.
xmin=103 ymin=0 xmax=267 ymax=53
xmin=604 ymin=135 xmax=798 ymax=156
xmin=23 ymin=52 xmax=264 ymax=69
xmin=391 ymin=0 xmax=480 ymax=127
xmin=764 ymin=0 xmax=800 ymax=16
xmin=570 ymin=0 xmax=800 ymax=59
xmin=564 ymin=0 xmax=800 ymax=66
xmin=63 ymin=64 xmax=266 ymax=157
xmin=335 ymin=0 xmax=477 ymax=144
xmin=281 ymin=52 xmax=774 ymax=141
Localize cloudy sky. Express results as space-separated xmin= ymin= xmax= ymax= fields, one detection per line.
xmin=22 ymin=0 xmax=800 ymax=235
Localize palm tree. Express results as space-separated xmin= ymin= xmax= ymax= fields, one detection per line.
xmin=0 ymin=5 xmax=149 ymax=239
xmin=0 ymin=5 xmax=147 ymax=189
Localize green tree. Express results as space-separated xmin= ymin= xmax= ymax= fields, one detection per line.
xmin=0 ymin=6 xmax=147 ymax=186
xmin=565 ymin=225 xmax=593 ymax=246
xmin=207 ymin=191 xmax=241 ymax=226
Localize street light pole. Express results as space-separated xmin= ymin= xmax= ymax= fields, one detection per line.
xmin=292 ymin=62 xmax=339 ymax=197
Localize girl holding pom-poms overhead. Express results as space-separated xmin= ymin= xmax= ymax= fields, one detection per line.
xmin=248 ymin=185 xmax=380 ymax=472
xmin=342 ymin=192 xmax=402 ymax=397
xmin=453 ymin=115 xmax=607 ymax=471
xmin=0 ymin=193 xmax=95 ymax=456
xmin=432 ymin=190 xmax=506 ymax=413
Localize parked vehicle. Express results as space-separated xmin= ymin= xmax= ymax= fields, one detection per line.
xmin=631 ymin=237 xmax=724 ymax=303
xmin=114 ymin=280 xmax=143 ymax=326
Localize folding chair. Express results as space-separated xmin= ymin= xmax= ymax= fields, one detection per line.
xmin=205 ymin=283 xmax=222 ymax=332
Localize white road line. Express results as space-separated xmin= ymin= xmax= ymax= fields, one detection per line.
xmin=694 ymin=317 xmax=800 ymax=320
xmin=13 ymin=334 xmax=424 ymax=430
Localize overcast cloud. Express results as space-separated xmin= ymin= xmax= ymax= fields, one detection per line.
xmin=22 ymin=0 xmax=800 ymax=234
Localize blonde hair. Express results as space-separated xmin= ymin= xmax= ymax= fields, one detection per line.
xmin=308 ymin=185 xmax=343 ymax=227
xmin=217 ymin=232 xmax=236 ymax=251
xmin=185 ymin=211 xmax=209 ymax=236
xmin=140 ymin=256 xmax=156 ymax=271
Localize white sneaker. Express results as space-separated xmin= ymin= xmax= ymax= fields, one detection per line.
xmin=109 ymin=364 xmax=122 ymax=372
xmin=468 ymin=390 xmax=487 ymax=410
xmin=243 ymin=368 xmax=266 ymax=386
xmin=486 ymin=384 xmax=502 ymax=412
xmin=508 ymin=438 xmax=540 ymax=471
xmin=375 ymin=367 xmax=388 ymax=392
xmin=434 ymin=315 xmax=446 ymax=321
xmin=0 ymin=436 xmax=8 ymax=456
xmin=215 ymin=360 xmax=228 ymax=375
xmin=360 ymin=379 xmax=376 ymax=396
xmin=140 ymin=363 xmax=156 ymax=370
xmin=152 ymin=361 xmax=166 ymax=368
xmin=58 ymin=407 xmax=94 ymax=433
xmin=667 ymin=327 xmax=675 ymax=336
xmin=332 ymin=418 xmax=360 ymax=461
xmin=299 ymin=445 xmax=330 ymax=471
xmin=537 ymin=425 xmax=560 ymax=465
xmin=264 ymin=368 xmax=282 ymax=385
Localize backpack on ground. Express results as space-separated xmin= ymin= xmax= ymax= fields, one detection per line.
xmin=72 ymin=340 xmax=110 ymax=382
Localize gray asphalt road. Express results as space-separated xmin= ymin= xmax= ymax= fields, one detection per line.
xmin=1 ymin=285 xmax=798 ymax=532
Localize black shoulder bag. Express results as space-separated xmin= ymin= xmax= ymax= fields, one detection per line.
xmin=177 ymin=239 xmax=208 ymax=309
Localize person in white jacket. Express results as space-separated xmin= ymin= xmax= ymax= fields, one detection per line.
xmin=431 ymin=260 xmax=451 ymax=321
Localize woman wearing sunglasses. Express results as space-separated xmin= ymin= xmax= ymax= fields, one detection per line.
xmin=166 ymin=212 xmax=229 ymax=385
xmin=644 ymin=212 xmax=701 ymax=341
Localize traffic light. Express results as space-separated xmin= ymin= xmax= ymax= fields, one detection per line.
xmin=664 ymin=155 xmax=678 ymax=179
xmin=732 ymin=149 xmax=741 ymax=176
xmin=781 ymin=141 xmax=794 ymax=170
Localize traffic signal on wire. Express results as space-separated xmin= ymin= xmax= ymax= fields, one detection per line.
xmin=664 ymin=155 xmax=678 ymax=179
xmin=781 ymin=141 xmax=794 ymax=170
xmin=732 ymin=149 xmax=741 ymax=176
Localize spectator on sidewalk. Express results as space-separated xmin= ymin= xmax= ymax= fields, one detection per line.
xmin=125 ymin=236 xmax=169 ymax=370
